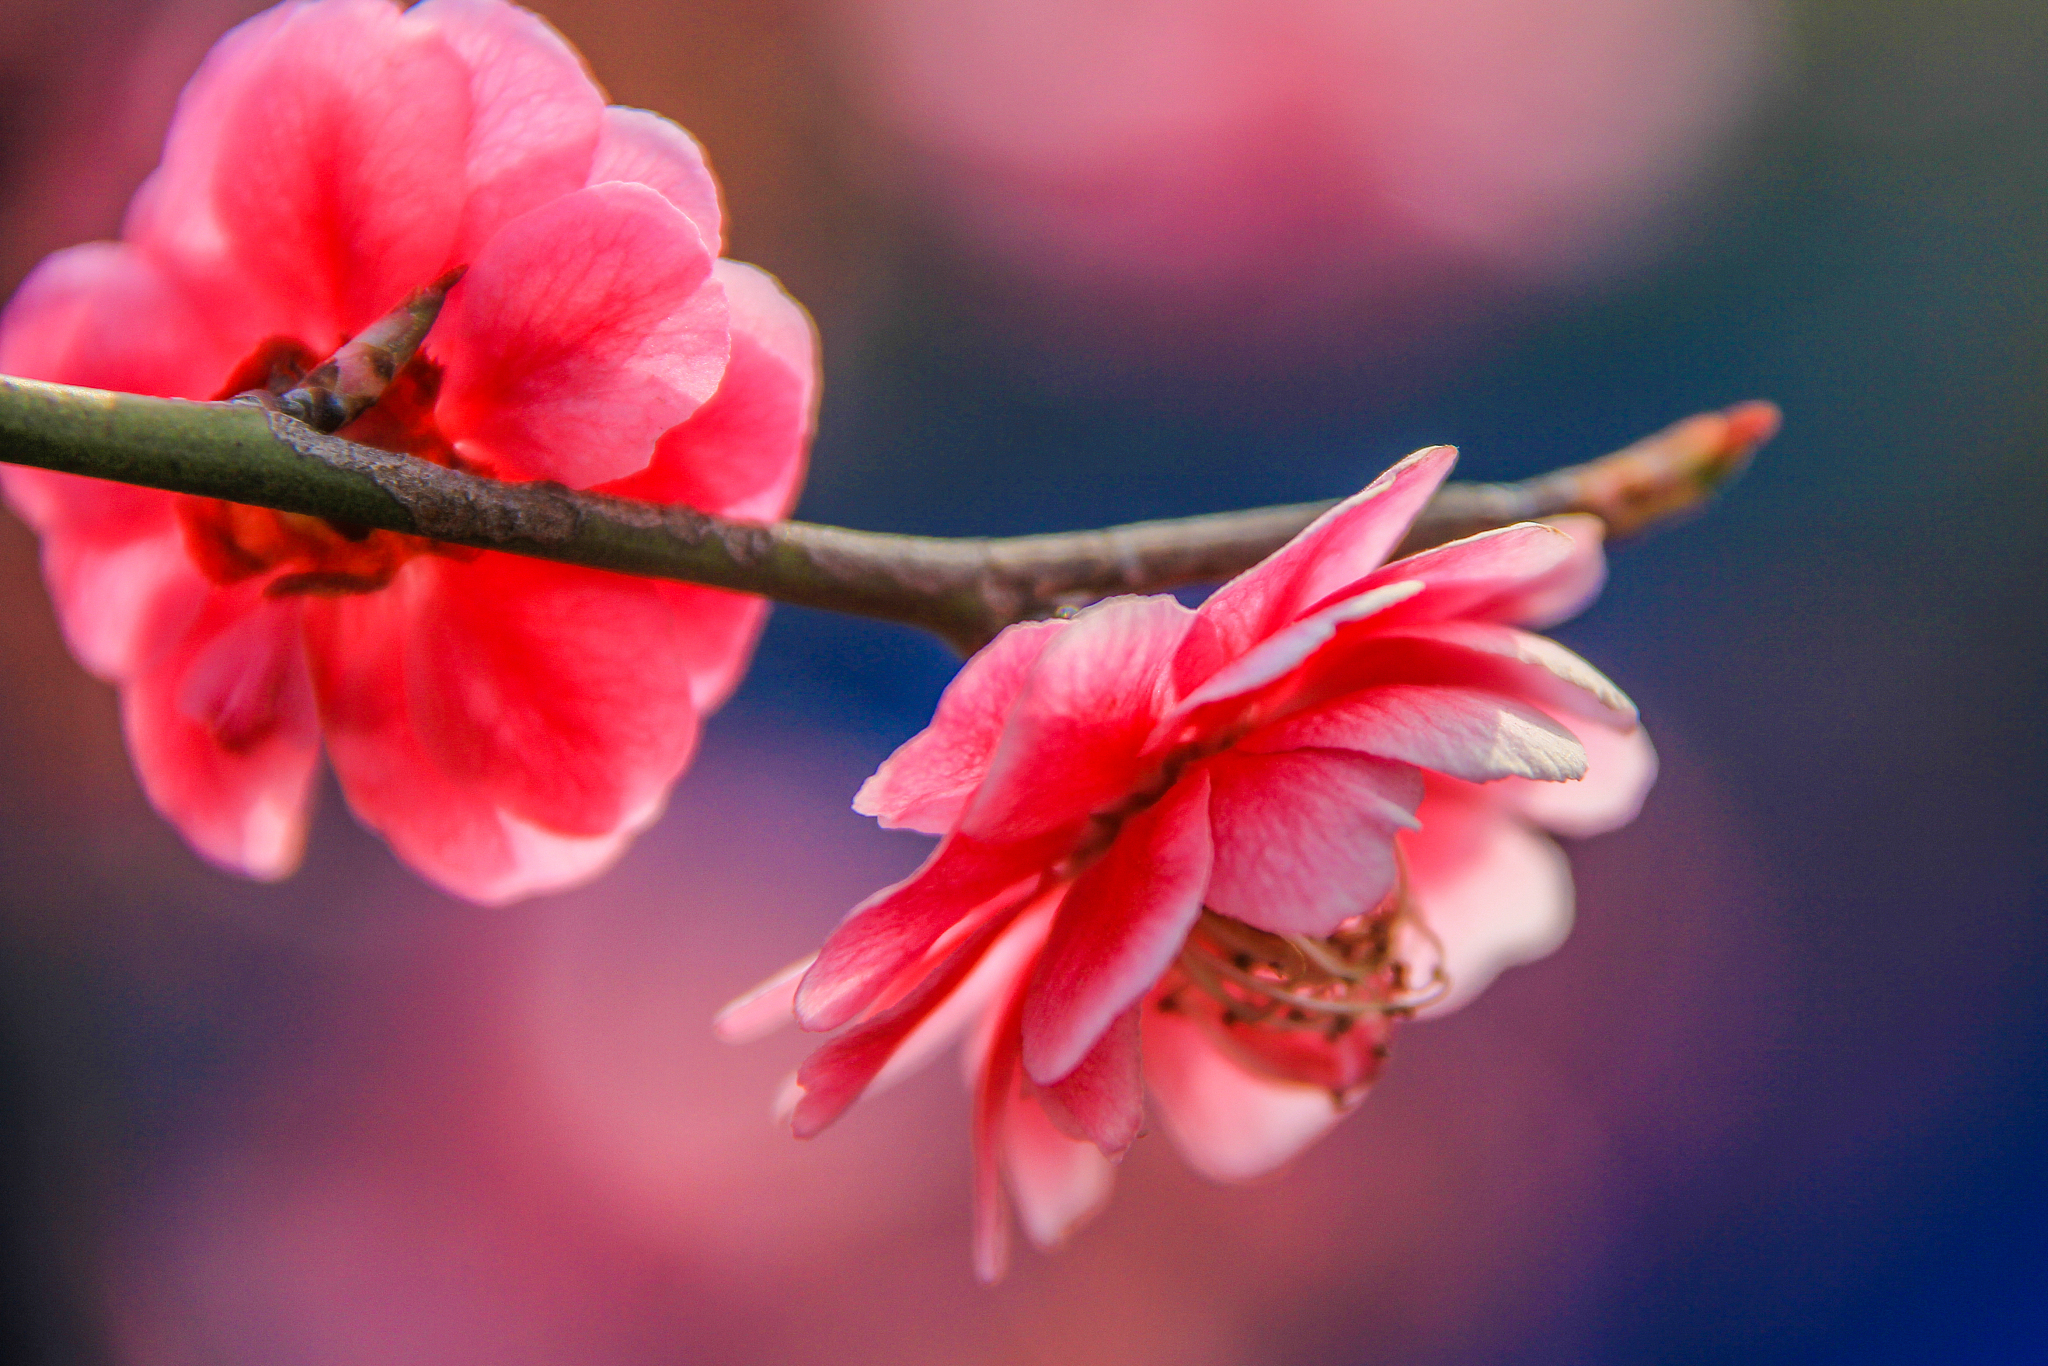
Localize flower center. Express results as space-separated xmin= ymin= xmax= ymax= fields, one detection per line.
xmin=177 ymin=335 xmax=475 ymax=596
xmin=1156 ymin=865 xmax=1447 ymax=1101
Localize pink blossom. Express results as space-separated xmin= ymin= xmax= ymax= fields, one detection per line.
xmin=0 ymin=0 xmax=817 ymax=902
xmin=721 ymin=446 xmax=1655 ymax=1279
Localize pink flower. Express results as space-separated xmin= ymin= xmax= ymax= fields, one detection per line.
xmin=0 ymin=0 xmax=817 ymax=902
xmin=720 ymin=446 xmax=1655 ymax=1279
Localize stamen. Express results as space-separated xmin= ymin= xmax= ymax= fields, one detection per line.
xmin=1160 ymin=853 xmax=1450 ymax=1098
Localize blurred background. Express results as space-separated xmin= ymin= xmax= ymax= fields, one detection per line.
xmin=2 ymin=0 xmax=2045 ymax=1361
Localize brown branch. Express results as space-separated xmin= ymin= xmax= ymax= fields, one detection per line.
xmin=0 ymin=372 xmax=1775 ymax=654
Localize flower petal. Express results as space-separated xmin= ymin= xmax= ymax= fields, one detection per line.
xmin=599 ymin=260 xmax=817 ymax=522
xmin=305 ymin=554 xmax=692 ymax=902
xmin=854 ymin=619 xmax=1069 ymax=835
xmin=1021 ymin=770 xmax=1212 ymax=1084
xmin=1241 ymin=684 xmax=1587 ymax=784
xmin=963 ymin=594 xmax=1194 ymax=842
xmin=1331 ymin=619 xmax=1640 ymax=729
xmin=1475 ymin=513 xmax=1609 ymax=629
xmin=154 ymin=0 xmax=476 ymax=341
xmin=0 ymin=240 xmax=241 ymax=400
xmin=1495 ymin=714 xmax=1658 ymax=838
xmin=712 ymin=954 xmax=815 ymax=1045
xmin=1005 ymin=1087 xmax=1117 ymax=1251
xmin=123 ymin=588 xmax=320 ymax=881
xmin=796 ymin=831 xmax=1056 ymax=1032
xmin=1143 ymin=1004 xmax=1344 ymax=1183
xmin=1037 ymin=1006 xmax=1144 ymax=1156
xmin=433 ymin=181 xmax=728 ymax=487
xmin=413 ymin=0 xmax=607 ymax=259
xmin=1174 ymin=445 xmax=1454 ymax=687
xmin=1403 ymin=782 xmax=1575 ymax=1016
xmin=1352 ymin=521 xmax=1577 ymax=627
xmin=1203 ymin=749 xmax=1423 ymax=937
xmin=789 ymin=905 xmax=1022 ymax=1138
xmin=589 ymin=105 xmax=724 ymax=252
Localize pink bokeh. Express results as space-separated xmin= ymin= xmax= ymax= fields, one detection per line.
xmin=833 ymin=0 xmax=1780 ymax=353
xmin=96 ymin=720 xmax=1788 ymax=1365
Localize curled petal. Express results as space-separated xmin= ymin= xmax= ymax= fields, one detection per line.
xmin=124 ymin=588 xmax=320 ymax=881
xmin=154 ymin=0 xmax=476 ymax=340
xmin=1005 ymin=1087 xmax=1117 ymax=1251
xmin=1038 ymin=1007 xmax=1144 ymax=1156
xmin=1343 ymin=620 xmax=1640 ymax=729
xmin=1203 ymin=749 xmax=1422 ymax=937
xmin=856 ymin=619 xmax=1069 ymax=834
xmin=1242 ymin=684 xmax=1586 ymax=784
xmin=796 ymin=832 xmax=1057 ymax=1032
xmin=1403 ymin=782 xmax=1575 ymax=1016
xmin=1022 ymin=772 xmax=1212 ymax=1085
xmin=1496 ymin=715 xmax=1658 ymax=838
xmin=963 ymin=594 xmax=1193 ymax=842
xmin=589 ymin=105 xmax=724 ymax=252
xmin=1174 ymin=445 xmax=1454 ymax=687
xmin=712 ymin=955 xmax=814 ymax=1045
xmin=1353 ymin=522 xmax=1577 ymax=628
xmin=0 ymin=241 xmax=241 ymax=401
xmin=600 ymin=260 xmax=818 ymax=522
xmin=1476 ymin=513 xmax=1609 ymax=629
xmin=1143 ymin=1005 xmax=1343 ymax=1183
xmin=434 ymin=181 xmax=728 ymax=487
xmin=413 ymin=0 xmax=607 ymax=259
xmin=791 ymin=905 xmax=1022 ymax=1138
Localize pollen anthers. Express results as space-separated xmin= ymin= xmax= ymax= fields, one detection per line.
xmin=1159 ymin=873 xmax=1447 ymax=1101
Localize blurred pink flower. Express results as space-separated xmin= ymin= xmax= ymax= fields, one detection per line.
xmin=723 ymin=447 xmax=1655 ymax=1279
xmin=835 ymin=0 xmax=1775 ymax=349
xmin=0 ymin=0 xmax=817 ymax=902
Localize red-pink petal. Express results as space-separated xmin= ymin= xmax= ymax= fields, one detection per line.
xmin=1155 ymin=580 xmax=1424 ymax=740
xmin=1143 ymin=1005 xmax=1344 ymax=1183
xmin=1475 ymin=513 xmax=1609 ymax=629
xmin=432 ymin=181 xmax=727 ymax=487
xmin=1242 ymin=684 xmax=1586 ymax=784
xmin=123 ymin=587 xmax=320 ymax=881
xmin=854 ymin=619 xmax=1068 ymax=835
xmin=1174 ymin=445 xmax=1454 ymax=688
xmin=962 ymin=594 xmax=1193 ymax=842
xmin=164 ymin=0 xmax=476 ymax=341
xmin=414 ymin=0 xmax=607 ymax=259
xmin=304 ymin=554 xmax=694 ymax=902
xmin=386 ymin=553 xmax=701 ymax=836
xmin=1203 ymin=749 xmax=1422 ymax=937
xmin=1496 ymin=715 xmax=1658 ymax=837
xmin=1004 ymin=1087 xmax=1116 ymax=1251
xmin=790 ymin=906 xmax=1022 ymax=1138
xmin=795 ymin=831 xmax=1056 ymax=1032
xmin=32 ymin=524 xmax=198 ymax=682
xmin=0 ymin=241 xmax=240 ymax=401
xmin=1350 ymin=521 xmax=1577 ymax=628
xmin=1037 ymin=1006 xmax=1143 ymax=1155
xmin=712 ymin=954 xmax=815 ymax=1045
xmin=970 ymin=1016 xmax=1021 ymax=1284
xmin=1021 ymin=771 xmax=1212 ymax=1083
xmin=588 ymin=105 xmax=724 ymax=252
xmin=1348 ymin=620 xmax=1639 ymax=729
xmin=599 ymin=260 xmax=816 ymax=522
xmin=641 ymin=582 xmax=770 ymax=715
xmin=1402 ymin=781 xmax=1575 ymax=1016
